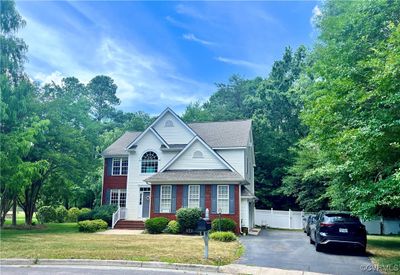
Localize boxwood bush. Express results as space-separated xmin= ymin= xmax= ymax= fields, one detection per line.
xmin=77 ymin=205 xmax=117 ymax=226
xmin=77 ymin=209 xmax=94 ymax=222
xmin=210 ymin=231 xmax=237 ymax=242
xmin=145 ymin=217 xmax=169 ymax=234
xmin=78 ymin=219 xmax=108 ymax=232
xmin=211 ymin=218 xmax=237 ymax=233
xmin=176 ymin=208 xmax=202 ymax=232
xmin=67 ymin=207 xmax=81 ymax=222
xmin=92 ymin=205 xmax=118 ymax=226
xmin=36 ymin=206 xmax=56 ymax=223
xmin=55 ymin=206 xmax=68 ymax=223
xmin=166 ymin=220 xmax=180 ymax=234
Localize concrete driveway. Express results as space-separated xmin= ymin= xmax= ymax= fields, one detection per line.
xmin=238 ymin=229 xmax=380 ymax=275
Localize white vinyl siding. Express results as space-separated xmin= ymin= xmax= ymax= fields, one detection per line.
xmin=153 ymin=112 xmax=194 ymax=144
xmin=160 ymin=185 xmax=172 ymax=213
xmin=112 ymin=157 xmax=128 ymax=175
xmin=216 ymin=149 xmax=245 ymax=177
xmin=169 ymin=140 xmax=227 ymax=170
xmin=188 ymin=185 xmax=200 ymax=208
xmin=217 ymin=185 xmax=229 ymax=214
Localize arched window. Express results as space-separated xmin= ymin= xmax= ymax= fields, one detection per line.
xmin=193 ymin=150 xmax=204 ymax=159
xmin=164 ymin=120 xmax=174 ymax=127
xmin=141 ymin=151 xmax=158 ymax=173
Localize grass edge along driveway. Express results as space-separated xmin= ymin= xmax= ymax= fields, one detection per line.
xmin=0 ymin=223 xmax=243 ymax=266
xmin=367 ymin=235 xmax=400 ymax=274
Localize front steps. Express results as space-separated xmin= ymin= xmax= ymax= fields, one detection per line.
xmin=114 ymin=220 xmax=145 ymax=230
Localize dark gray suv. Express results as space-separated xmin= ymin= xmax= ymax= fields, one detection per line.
xmin=309 ymin=211 xmax=367 ymax=253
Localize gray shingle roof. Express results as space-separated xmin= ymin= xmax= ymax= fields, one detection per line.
xmin=101 ymin=131 xmax=141 ymax=156
xmin=188 ymin=120 xmax=251 ymax=148
xmin=144 ymin=169 xmax=245 ymax=183
xmin=102 ymin=119 xmax=252 ymax=156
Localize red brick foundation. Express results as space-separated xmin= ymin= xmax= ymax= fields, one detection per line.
xmin=150 ymin=184 xmax=241 ymax=234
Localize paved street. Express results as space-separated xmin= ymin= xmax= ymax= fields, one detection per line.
xmin=0 ymin=265 xmax=219 ymax=275
xmin=238 ymin=229 xmax=380 ymax=275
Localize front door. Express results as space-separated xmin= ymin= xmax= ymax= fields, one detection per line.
xmin=141 ymin=191 xmax=150 ymax=218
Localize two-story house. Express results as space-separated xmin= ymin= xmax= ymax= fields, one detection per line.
xmin=101 ymin=108 xmax=256 ymax=233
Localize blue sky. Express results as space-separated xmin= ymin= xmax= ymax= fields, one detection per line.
xmin=17 ymin=1 xmax=320 ymax=115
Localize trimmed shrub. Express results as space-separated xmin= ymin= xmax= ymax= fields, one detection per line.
xmin=92 ymin=205 xmax=118 ymax=226
xmin=36 ymin=206 xmax=56 ymax=223
xmin=166 ymin=220 xmax=180 ymax=234
xmin=210 ymin=231 xmax=237 ymax=242
xmin=78 ymin=219 xmax=108 ymax=232
xmin=55 ymin=205 xmax=68 ymax=223
xmin=211 ymin=218 xmax=237 ymax=233
xmin=176 ymin=208 xmax=202 ymax=232
xmin=77 ymin=209 xmax=94 ymax=222
xmin=67 ymin=207 xmax=81 ymax=222
xmin=80 ymin=208 xmax=91 ymax=214
xmin=77 ymin=205 xmax=117 ymax=226
xmin=145 ymin=217 xmax=169 ymax=234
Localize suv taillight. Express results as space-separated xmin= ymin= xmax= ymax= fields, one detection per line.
xmin=320 ymin=222 xmax=334 ymax=227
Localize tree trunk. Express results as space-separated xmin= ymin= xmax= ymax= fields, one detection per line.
xmin=0 ymin=190 xmax=13 ymax=227
xmin=12 ymin=197 xmax=17 ymax=226
xmin=19 ymin=179 xmax=43 ymax=226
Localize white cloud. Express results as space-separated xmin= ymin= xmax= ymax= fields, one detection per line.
xmin=33 ymin=71 xmax=65 ymax=85
xmin=19 ymin=12 xmax=213 ymax=113
xmin=182 ymin=33 xmax=214 ymax=46
xmin=311 ymin=5 xmax=322 ymax=25
xmin=175 ymin=4 xmax=205 ymax=20
xmin=216 ymin=56 xmax=266 ymax=71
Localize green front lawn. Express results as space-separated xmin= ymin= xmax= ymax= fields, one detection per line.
xmin=0 ymin=222 xmax=242 ymax=266
xmin=368 ymin=235 xmax=400 ymax=274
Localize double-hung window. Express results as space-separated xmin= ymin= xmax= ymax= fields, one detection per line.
xmin=160 ymin=185 xmax=172 ymax=213
xmin=188 ymin=185 xmax=200 ymax=208
xmin=217 ymin=185 xmax=229 ymax=214
xmin=110 ymin=189 xmax=126 ymax=207
xmin=112 ymin=157 xmax=128 ymax=175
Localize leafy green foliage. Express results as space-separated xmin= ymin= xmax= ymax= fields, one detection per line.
xmin=36 ymin=206 xmax=56 ymax=224
xmin=145 ymin=217 xmax=169 ymax=234
xmin=211 ymin=218 xmax=237 ymax=233
xmin=210 ymin=231 xmax=237 ymax=242
xmin=77 ymin=219 xmax=108 ymax=233
xmin=54 ymin=206 xmax=68 ymax=223
xmin=92 ymin=205 xmax=118 ymax=226
xmin=67 ymin=207 xmax=81 ymax=222
xmin=166 ymin=220 xmax=181 ymax=234
xmin=77 ymin=210 xmax=95 ymax=222
xmin=176 ymin=208 xmax=202 ymax=232
xmin=76 ymin=205 xmax=116 ymax=226
xmin=293 ymin=0 xmax=400 ymax=218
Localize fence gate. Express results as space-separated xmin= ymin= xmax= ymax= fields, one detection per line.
xmin=255 ymin=208 xmax=305 ymax=229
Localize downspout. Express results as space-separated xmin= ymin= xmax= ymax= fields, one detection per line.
xmin=239 ymin=182 xmax=243 ymax=235
xmin=100 ymin=157 xmax=105 ymax=206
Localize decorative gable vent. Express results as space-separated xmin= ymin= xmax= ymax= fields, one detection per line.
xmin=164 ymin=120 xmax=174 ymax=127
xmin=193 ymin=150 xmax=204 ymax=159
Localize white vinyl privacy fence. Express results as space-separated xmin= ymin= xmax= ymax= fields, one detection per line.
xmin=255 ymin=209 xmax=304 ymax=229
xmin=255 ymin=208 xmax=400 ymax=235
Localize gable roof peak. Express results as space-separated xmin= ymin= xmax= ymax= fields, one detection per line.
xmin=126 ymin=107 xmax=196 ymax=149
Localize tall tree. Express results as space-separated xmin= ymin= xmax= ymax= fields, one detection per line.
xmin=294 ymin=0 xmax=400 ymax=217
xmin=0 ymin=0 xmax=49 ymax=226
xmin=0 ymin=0 xmax=27 ymax=82
xmin=87 ymin=75 xmax=120 ymax=122
xmin=248 ymin=46 xmax=308 ymax=209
